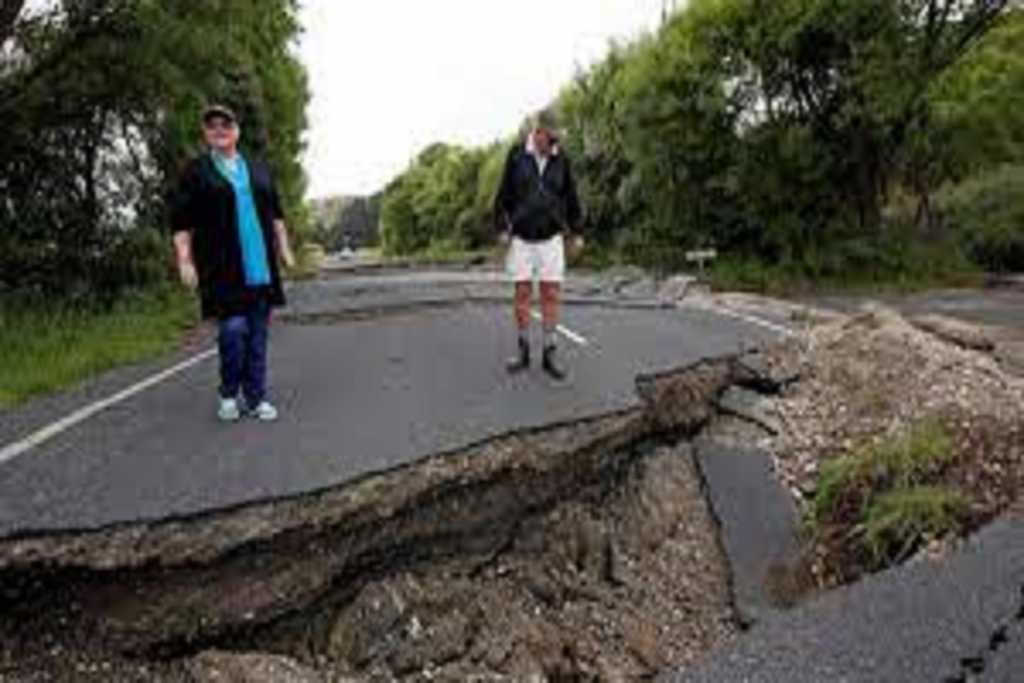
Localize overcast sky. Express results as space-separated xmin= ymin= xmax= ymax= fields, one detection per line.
xmin=298 ymin=1 xmax=669 ymax=198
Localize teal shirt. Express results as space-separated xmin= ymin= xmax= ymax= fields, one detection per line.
xmin=211 ymin=152 xmax=271 ymax=287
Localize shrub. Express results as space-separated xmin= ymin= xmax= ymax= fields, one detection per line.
xmin=813 ymin=419 xmax=955 ymax=523
xmin=936 ymin=164 xmax=1024 ymax=272
xmin=809 ymin=420 xmax=970 ymax=577
xmin=862 ymin=486 xmax=969 ymax=567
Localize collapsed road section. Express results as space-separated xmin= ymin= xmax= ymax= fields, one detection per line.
xmin=6 ymin=290 xmax=1020 ymax=681
xmin=0 ymin=356 xmax=770 ymax=682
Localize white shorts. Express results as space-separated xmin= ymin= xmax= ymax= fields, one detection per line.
xmin=506 ymin=235 xmax=565 ymax=283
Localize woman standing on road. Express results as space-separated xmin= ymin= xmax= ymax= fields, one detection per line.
xmin=170 ymin=104 xmax=296 ymax=423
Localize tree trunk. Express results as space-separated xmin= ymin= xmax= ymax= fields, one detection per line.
xmin=0 ymin=0 xmax=25 ymax=45
xmin=852 ymin=125 xmax=883 ymax=232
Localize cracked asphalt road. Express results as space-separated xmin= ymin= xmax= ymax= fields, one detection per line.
xmin=0 ymin=277 xmax=776 ymax=536
xmin=4 ymin=272 xmax=1023 ymax=683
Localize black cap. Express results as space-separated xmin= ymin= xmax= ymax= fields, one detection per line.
xmin=202 ymin=104 xmax=237 ymax=124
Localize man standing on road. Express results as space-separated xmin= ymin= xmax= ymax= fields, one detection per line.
xmin=170 ymin=105 xmax=296 ymax=422
xmin=494 ymin=109 xmax=584 ymax=381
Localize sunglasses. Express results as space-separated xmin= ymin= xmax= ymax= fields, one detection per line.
xmin=204 ymin=119 xmax=236 ymax=131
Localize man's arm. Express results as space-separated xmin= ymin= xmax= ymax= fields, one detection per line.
xmin=268 ymin=172 xmax=297 ymax=269
xmin=564 ymin=156 xmax=583 ymax=235
xmin=563 ymin=157 xmax=585 ymax=251
xmin=493 ymin=147 xmax=518 ymax=241
xmin=274 ymin=219 xmax=296 ymax=269
xmin=170 ymin=161 xmax=200 ymax=288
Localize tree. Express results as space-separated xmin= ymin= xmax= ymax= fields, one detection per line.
xmin=0 ymin=0 xmax=309 ymax=297
xmin=928 ymin=8 xmax=1024 ymax=176
xmin=375 ymin=0 xmax=1016 ymax=278
xmin=380 ymin=143 xmax=492 ymax=256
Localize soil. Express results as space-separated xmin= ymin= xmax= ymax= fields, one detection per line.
xmin=739 ymin=305 xmax=1024 ymax=584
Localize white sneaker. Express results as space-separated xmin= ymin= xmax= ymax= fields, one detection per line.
xmin=218 ymin=397 xmax=241 ymax=422
xmin=249 ymin=401 xmax=279 ymax=422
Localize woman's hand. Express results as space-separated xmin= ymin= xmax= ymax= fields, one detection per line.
xmin=274 ymin=220 xmax=297 ymax=269
xmin=280 ymin=245 xmax=297 ymax=269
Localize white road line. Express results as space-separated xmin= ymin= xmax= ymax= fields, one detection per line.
xmin=530 ymin=311 xmax=590 ymax=347
xmin=686 ymin=302 xmax=794 ymax=337
xmin=0 ymin=347 xmax=218 ymax=465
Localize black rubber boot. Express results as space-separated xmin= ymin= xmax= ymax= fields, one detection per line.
xmin=506 ymin=337 xmax=530 ymax=374
xmin=542 ymin=345 xmax=568 ymax=382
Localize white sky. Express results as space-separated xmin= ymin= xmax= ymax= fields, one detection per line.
xmin=298 ymin=1 xmax=669 ymax=198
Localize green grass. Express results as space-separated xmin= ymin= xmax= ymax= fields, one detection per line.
xmin=383 ymin=239 xmax=494 ymax=267
xmin=809 ymin=419 xmax=968 ymax=574
xmin=709 ymin=256 xmax=984 ymax=297
xmin=862 ymin=486 xmax=969 ymax=566
xmin=814 ymin=419 xmax=955 ymax=522
xmin=0 ymin=288 xmax=198 ymax=408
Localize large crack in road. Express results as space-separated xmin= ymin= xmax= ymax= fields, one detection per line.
xmin=8 ymin=282 xmax=1023 ymax=681
xmin=0 ymin=356 xmax=765 ymax=682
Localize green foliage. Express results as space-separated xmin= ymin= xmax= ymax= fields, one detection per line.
xmin=0 ymin=287 xmax=197 ymax=407
xmin=375 ymin=0 xmax=1013 ymax=283
xmin=710 ymin=226 xmax=979 ymax=294
xmin=287 ymin=243 xmax=325 ymax=281
xmin=862 ymin=486 xmax=969 ymax=567
xmin=558 ymin=41 xmax=641 ymax=246
xmin=380 ymin=143 xmax=495 ymax=256
xmin=929 ymin=9 xmax=1024 ymax=177
xmin=309 ymin=194 xmax=383 ymax=250
xmin=936 ymin=165 xmax=1024 ymax=272
xmin=809 ymin=419 xmax=969 ymax=573
xmin=0 ymin=0 xmax=309 ymax=297
xmin=813 ymin=420 xmax=955 ymax=523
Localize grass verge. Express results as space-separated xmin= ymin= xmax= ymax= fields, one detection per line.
xmin=0 ymin=287 xmax=198 ymax=408
xmin=813 ymin=419 xmax=956 ymax=521
xmin=862 ymin=486 xmax=969 ymax=567
xmin=809 ymin=419 xmax=969 ymax=578
xmin=709 ymin=257 xmax=984 ymax=297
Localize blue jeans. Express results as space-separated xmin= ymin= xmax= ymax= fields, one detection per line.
xmin=218 ymin=299 xmax=270 ymax=407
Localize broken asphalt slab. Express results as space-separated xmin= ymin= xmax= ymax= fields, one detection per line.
xmin=694 ymin=440 xmax=802 ymax=627
xmin=664 ymin=517 xmax=1024 ymax=683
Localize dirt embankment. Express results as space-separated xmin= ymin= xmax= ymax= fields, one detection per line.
xmin=763 ymin=308 xmax=1024 ymax=509
xmin=724 ymin=304 xmax=1024 ymax=584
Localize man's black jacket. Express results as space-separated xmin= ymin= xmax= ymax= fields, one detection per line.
xmin=493 ymin=143 xmax=583 ymax=243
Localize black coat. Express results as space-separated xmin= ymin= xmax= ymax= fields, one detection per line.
xmin=170 ymin=154 xmax=286 ymax=319
xmin=493 ymin=144 xmax=583 ymax=243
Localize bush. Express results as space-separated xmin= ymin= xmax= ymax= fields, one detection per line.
xmin=810 ymin=420 xmax=969 ymax=575
xmin=92 ymin=228 xmax=172 ymax=299
xmin=862 ymin=486 xmax=969 ymax=567
xmin=0 ymin=287 xmax=197 ymax=407
xmin=813 ymin=419 xmax=955 ymax=523
xmin=709 ymin=215 xmax=979 ymax=293
xmin=936 ymin=164 xmax=1024 ymax=272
